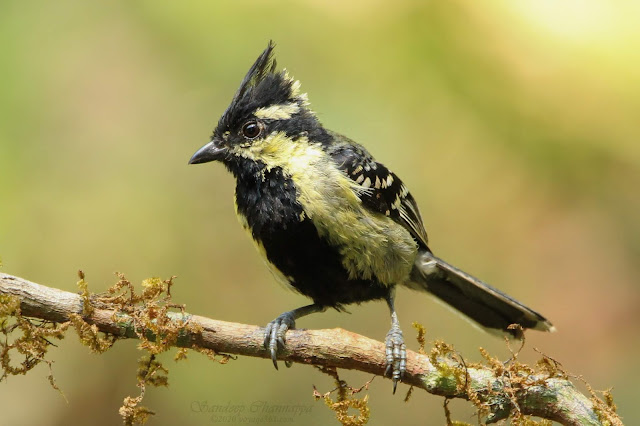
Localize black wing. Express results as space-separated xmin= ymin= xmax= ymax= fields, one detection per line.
xmin=327 ymin=131 xmax=429 ymax=249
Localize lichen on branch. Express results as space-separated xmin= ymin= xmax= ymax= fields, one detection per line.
xmin=0 ymin=272 xmax=623 ymax=426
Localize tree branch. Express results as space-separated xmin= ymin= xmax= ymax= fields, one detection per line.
xmin=0 ymin=272 xmax=617 ymax=425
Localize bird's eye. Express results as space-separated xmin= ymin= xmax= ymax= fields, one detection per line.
xmin=241 ymin=121 xmax=261 ymax=139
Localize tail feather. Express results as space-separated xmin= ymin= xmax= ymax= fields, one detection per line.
xmin=408 ymin=251 xmax=555 ymax=337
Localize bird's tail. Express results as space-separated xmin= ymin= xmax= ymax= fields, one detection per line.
xmin=408 ymin=251 xmax=555 ymax=338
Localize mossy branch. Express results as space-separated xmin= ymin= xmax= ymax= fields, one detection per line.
xmin=0 ymin=272 xmax=621 ymax=425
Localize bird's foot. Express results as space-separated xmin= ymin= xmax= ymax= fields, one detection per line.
xmin=384 ymin=324 xmax=407 ymax=394
xmin=264 ymin=311 xmax=296 ymax=369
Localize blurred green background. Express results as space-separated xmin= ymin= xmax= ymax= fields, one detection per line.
xmin=1 ymin=1 xmax=639 ymax=425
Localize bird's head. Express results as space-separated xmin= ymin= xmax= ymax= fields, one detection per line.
xmin=189 ymin=42 xmax=326 ymax=173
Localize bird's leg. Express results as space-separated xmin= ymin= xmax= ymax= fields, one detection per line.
xmin=264 ymin=303 xmax=326 ymax=369
xmin=384 ymin=290 xmax=407 ymax=394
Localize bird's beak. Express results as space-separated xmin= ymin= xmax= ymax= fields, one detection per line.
xmin=188 ymin=139 xmax=226 ymax=165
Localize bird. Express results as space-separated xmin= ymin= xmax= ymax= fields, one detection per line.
xmin=189 ymin=41 xmax=554 ymax=392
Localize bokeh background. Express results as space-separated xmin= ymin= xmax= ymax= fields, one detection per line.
xmin=1 ymin=1 xmax=639 ymax=425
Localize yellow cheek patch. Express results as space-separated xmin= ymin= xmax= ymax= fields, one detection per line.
xmin=254 ymin=102 xmax=300 ymax=120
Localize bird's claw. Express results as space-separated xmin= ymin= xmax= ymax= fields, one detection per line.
xmin=264 ymin=312 xmax=296 ymax=369
xmin=385 ymin=325 xmax=407 ymax=394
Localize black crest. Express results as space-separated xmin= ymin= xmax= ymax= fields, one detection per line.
xmin=230 ymin=41 xmax=277 ymax=108
xmin=216 ymin=41 xmax=301 ymax=134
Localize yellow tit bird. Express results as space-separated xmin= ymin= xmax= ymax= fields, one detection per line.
xmin=189 ymin=42 xmax=554 ymax=392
